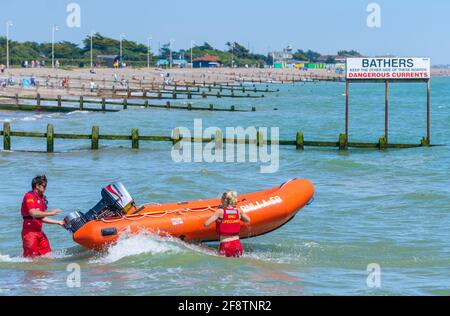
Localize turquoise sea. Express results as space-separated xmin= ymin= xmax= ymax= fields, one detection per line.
xmin=0 ymin=77 xmax=449 ymax=295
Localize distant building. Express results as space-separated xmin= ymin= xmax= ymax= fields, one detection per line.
xmin=96 ymin=55 xmax=119 ymax=68
xmin=173 ymin=59 xmax=188 ymax=68
xmin=272 ymin=44 xmax=294 ymax=66
xmin=193 ymin=55 xmax=222 ymax=68
xmin=157 ymin=59 xmax=169 ymax=67
xmin=157 ymin=59 xmax=188 ymax=68
xmin=316 ymin=55 xmax=348 ymax=64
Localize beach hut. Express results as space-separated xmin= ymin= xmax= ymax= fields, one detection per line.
xmin=193 ymin=55 xmax=222 ymax=68
xmin=157 ymin=59 xmax=170 ymax=68
xmin=172 ymin=59 xmax=188 ymax=68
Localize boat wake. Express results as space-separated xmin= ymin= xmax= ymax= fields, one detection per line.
xmin=89 ymin=232 xmax=187 ymax=264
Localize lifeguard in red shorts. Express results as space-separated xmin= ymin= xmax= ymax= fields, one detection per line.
xmin=21 ymin=175 xmax=65 ymax=258
xmin=204 ymin=191 xmax=251 ymax=258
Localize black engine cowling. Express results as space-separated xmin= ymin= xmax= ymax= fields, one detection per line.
xmin=64 ymin=182 xmax=136 ymax=234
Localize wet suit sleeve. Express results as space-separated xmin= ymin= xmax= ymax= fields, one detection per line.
xmin=25 ymin=193 xmax=38 ymax=214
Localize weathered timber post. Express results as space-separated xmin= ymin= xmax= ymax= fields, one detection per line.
xmin=14 ymin=94 xmax=19 ymax=106
xmin=188 ymin=91 xmax=192 ymax=99
xmin=57 ymin=95 xmax=62 ymax=107
xmin=144 ymin=100 xmax=149 ymax=108
xmin=231 ymin=106 xmax=235 ymax=112
xmin=172 ymin=127 xmax=181 ymax=147
xmin=379 ymin=136 xmax=387 ymax=150
xmin=188 ymin=103 xmax=192 ymax=111
xmin=36 ymin=93 xmax=41 ymax=106
xmin=421 ymin=137 xmax=429 ymax=147
xmin=3 ymin=122 xmax=11 ymax=151
xmin=427 ymin=79 xmax=431 ymax=145
xmin=385 ymin=80 xmax=389 ymax=144
xmin=123 ymin=98 xmax=128 ymax=110
xmin=166 ymin=101 xmax=171 ymax=109
xmin=92 ymin=126 xmax=99 ymax=150
xmin=47 ymin=124 xmax=54 ymax=153
xmin=345 ymin=80 xmax=349 ymax=148
xmin=296 ymin=132 xmax=304 ymax=150
xmin=79 ymin=96 xmax=84 ymax=110
xmin=339 ymin=133 xmax=348 ymax=150
xmin=215 ymin=129 xmax=223 ymax=150
xmin=102 ymin=98 xmax=106 ymax=111
xmin=209 ymin=104 xmax=214 ymax=111
xmin=257 ymin=130 xmax=264 ymax=147
xmin=131 ymin=129 xmax=139 ymax=149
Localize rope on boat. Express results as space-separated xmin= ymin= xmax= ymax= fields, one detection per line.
xmin=100 ymin=206 xmax=216 ymax=223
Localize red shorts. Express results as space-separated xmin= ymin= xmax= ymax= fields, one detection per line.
xmin=219 ymin=239 xmax=243 ymax=258
xmin=22 ymin=231 xmax=51 ymax=258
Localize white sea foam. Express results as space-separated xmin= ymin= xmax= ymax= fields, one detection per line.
xmin=66 ymin=111 xmax=89 ymax=116
xmin=42 ymin=249 xmax=72 ymax=260
xmin=0 ymin=252 xmax=31 ymax=263
xmin=89 ymin=232 xmax=184 ymax=264
xmin=21 ymin=116 xmax=37 ymax=121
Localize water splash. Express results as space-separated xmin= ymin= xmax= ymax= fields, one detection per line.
xmin=0 ymin=252 xmax=31 ymax=263
xmin=89 ymin=232 xmax=185 ymax=264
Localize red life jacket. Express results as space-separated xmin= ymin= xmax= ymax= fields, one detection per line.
xmin=21 ymin=190 xmax=48 ymax=232
xmin=216 ymin=207 xmax=241 ymax=237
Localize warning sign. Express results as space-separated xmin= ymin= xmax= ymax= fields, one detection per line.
xmin=346 ymin=58 xmax=431 ymax=80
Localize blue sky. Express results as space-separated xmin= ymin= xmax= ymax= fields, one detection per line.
xmin=1 ymin=0 xmax=449 ymax=64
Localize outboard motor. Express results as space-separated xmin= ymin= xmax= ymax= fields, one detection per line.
xmin=64 ymin=182 xmax=136 ymax=234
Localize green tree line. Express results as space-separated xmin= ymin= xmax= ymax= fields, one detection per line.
xmin=0 ymin=33 xmax=362 ymax=68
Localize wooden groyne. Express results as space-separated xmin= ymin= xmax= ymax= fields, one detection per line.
xmin=0 ymin=94 xmax=256 ymax=113
xmin=30 ymin=74 xmax=280 ymax=93
xmin=1 ymin=123 xmax=434 ymax=153
xmin=3 ymin=75 xmax=273 ymax=99
xmin=0 ymin=85 xmax=265 ymax=100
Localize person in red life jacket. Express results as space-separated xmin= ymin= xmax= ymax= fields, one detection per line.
xmin=204 ymin=191 xmax=251 ymax=258
xmin=21 ymin=175 xmax=65 ymax=258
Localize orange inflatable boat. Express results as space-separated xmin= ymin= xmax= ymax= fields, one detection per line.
xmin=64 ymin=179 xmax=315 ymax=250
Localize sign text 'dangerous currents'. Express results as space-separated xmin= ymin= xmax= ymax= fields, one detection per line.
xmin=346 ymin=58 xmax=430 ymax=80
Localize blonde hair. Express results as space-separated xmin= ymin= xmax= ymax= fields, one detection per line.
xmin=225 ymin=191 xmax=238 ymax=208
xmin=219 ymin=192 xmax=228 ymax=208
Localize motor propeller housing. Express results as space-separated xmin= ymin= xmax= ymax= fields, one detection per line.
xmin=64 ymin=182 xmax=136 ymax=234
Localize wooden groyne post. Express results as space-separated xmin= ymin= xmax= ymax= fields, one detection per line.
xmin=47 ymin=124 xmax=54 ymax=153
xmin=92 ymin=126 xmax=100 ymax=150
xmin=3 ymin=122 xmax=11 ymax=151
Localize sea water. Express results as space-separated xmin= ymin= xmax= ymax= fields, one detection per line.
xmin=0 ymin=77 xmax=449 ymax=295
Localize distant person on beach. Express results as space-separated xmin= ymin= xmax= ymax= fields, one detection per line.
xmin=30 ymin=74 xmax=36 ymax=86
xmin=204 ymin=191 xmax=251 ymax=258
xmin=0 ymin=64 xmax=5 ymax=73
xmin=89 ymin=79 xmax=96 ymax=92
xmin=21 ymin=175 xmax=65 ymax=258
